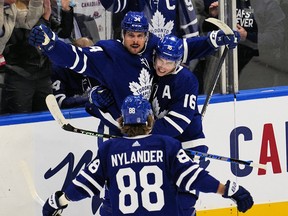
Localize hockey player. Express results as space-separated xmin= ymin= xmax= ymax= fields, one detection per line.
xmin=88 ymin=34 xmax=221 ymax=216
xmin=151 ymin=34 xmax=208 ymax=215
xmin=28 ymin=11 xmax=239 ymax=124
xmin=28 ymin=11 xmax=240 ymax=214
xmin=42 ymin=95 xmax=254 ymax=216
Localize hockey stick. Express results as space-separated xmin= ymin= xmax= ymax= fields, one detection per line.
xmin=46 ymin=95 xmax=266 ymax=169
xmin=200 ymin=18 xmax=234 ymax=119
xmin=185 ymin=149 xmax=267 ymax=170
xmin=45 ymin=94 xmax=119 ymax=139
xmin=19 ymin=160 xmax=45 ymax=206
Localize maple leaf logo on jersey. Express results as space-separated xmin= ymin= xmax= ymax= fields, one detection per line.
xmin=152 ymin=97 xmax=168 ymax=119
xmin=129 ymin=68 xmax=153 ymax=99
xmin=149 ymin=10 xmax=174 ymax=39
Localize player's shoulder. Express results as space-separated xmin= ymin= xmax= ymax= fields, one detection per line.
xmin=174 ymin=66 xmax=198 ymax=83
xmin=150 ymin=134 xmax=182 ymax=150
xmin=95 ymin=39 xmax=122 ymax=50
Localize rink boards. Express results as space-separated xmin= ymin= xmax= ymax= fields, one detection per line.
xmin=0 ymin=86 xmax=288 ymax=216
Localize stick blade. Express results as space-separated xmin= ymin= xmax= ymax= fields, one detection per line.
xmin=250 ymin=162 xmax=267 ymax=170
xmin=205 ymin=18 xmax=234 ymax=35
xmin=45 ymin=94 xmax=69 ymax=127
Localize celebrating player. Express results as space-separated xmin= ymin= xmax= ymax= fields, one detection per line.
xmin=28 ymin=11 xmax=240 ymax=215
xmin=42 ymin=95 xmax=254 ymax=216
xmin=28 ymin=11 xmax=239 ymax=116
xmin=151 ymin=34 xmax=209 ymax=215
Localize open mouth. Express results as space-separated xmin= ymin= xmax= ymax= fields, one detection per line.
xmin=131 ymin=44 xmax=140 ymax=48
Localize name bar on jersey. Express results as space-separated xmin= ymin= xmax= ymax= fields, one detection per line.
xmin=111 ymin=150 xmax=164 ymax=167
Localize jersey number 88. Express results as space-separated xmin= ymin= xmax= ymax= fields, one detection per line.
xmin=116 ymin=165 xmax=164 ymax=214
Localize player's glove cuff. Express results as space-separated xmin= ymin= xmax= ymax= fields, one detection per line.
xmin=222 ymin=180 xmax=254 ymax=213
xmin=208 ymin=30 xmax=240 ymax=49
xmin=42 ymin=191 xmax=68 ymax=216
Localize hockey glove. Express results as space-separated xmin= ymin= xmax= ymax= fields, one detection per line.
xmin=89 ymin=85 xmax=115 ymax=110
xmin=208 ymin=30 xmax=240 ymax=49
xmin=222 ymin=180 xmax=254 ymax=213
xmin=42 ymin=191 xmax=68 ymax=216
xmin=29 ymin=24 xmax=58 ymax=52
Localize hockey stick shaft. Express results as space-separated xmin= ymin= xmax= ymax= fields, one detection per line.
xmin=45 ymin=94 xmax=119 ymax=139
xmin=186 ymin=149 xmax=266 ymax=170
xmin=201 ymin=47 xmax=229 ymax=118
xmin=62 ymin=123 xmax=120 ymax=139
xmin=200 ymin=18 xmax=233 ymax=119
xmin=46 ymin=96 xmax=265 ymax=169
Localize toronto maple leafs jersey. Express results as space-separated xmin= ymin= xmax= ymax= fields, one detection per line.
xmin=100 ymin=0 xmax=199 ymax=38
xmin=64 ymin=134 xmax=220 ymax=215
xmin=151 ymin=65 xmax=205 ymax=150
xmin=44 ymin=35 xmax=158 ymax=114
xmin=42 ymin=33 xmax=215 ymax=115
xmin=51 ymin=64 xmax=100 ymax=108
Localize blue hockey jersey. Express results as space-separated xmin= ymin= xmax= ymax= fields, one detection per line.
xmin=64 ymin=134 xmax=220 ymax=215
xmin=100 ymin=0 xmax=199 ymax=38
xmin=151 ymin=66 xmax=205 ymax=148
xmin=51 ymin=64 xmax=100 ymax=108
xmin=42 ymin=33 xmax=215 ymax=116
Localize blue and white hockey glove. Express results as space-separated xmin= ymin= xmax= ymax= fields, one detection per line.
xmin=42 ymin=191 xmax=68 ymax=216
xmin=89 ymin=86 xmax=115 ymax=110
xmin=29 ymin=24 xmax=58 ymax=52
xmin=222 ymin=180 xmax=254 ymax=213
xmin=208 ymin=30 xmax=240 ymax=49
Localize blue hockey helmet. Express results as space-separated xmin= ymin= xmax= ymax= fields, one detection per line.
xmin=156 ymin=34 xmax=184 ymax=62
xmin=121 ymin=11 xmax=149 ymax=32
xmin=121 ymin=95 xmax=152 ymax=125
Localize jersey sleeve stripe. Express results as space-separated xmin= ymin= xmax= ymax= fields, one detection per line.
xmin=181 ymin=18 xmax=198 ymax=29
xmin=72 ymin=179 xmax=94 ymax=197
xmin=163 ymin=116 xmax=183 ymax=134
xmin=185 ymin=168 xmax=203 ymax=191
xmin=183 ymin=32 xmax=199 ymax=38
xmin=79 ymin=170 xmax=104 ymax=192
xmin=115 ymin=0 xmax=127 ymax=13
xmin=176 ymin=163 xmax=199 ymax=187
xmin=169 ymin=111 xmax=191 ymax=124
xmin=78 ymin=54 xmax=88 ymax=74
xmin=182 ymin=38 xmax=188 ymax=63
xmin=70 ymin=46 xmax=79 ymax=70
xmin=181 ymin=138 xmax=206 ymax=149
xmin=55 ymin=93 xmax=66 ymax=107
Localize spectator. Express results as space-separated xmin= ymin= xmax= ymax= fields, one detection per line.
xmin=100 ymin=0 xmax=199 ymax=40
xmin=1 ymin=0 xmax=74 ymax=114
xmin=194 ymin=0 xmax=286 ymax=93
xmin=0 ymin=0 xmax=43 ymax=54
xmin=0 ymin=0 xmax=43 ymax=113
xmin=250 ymin=0 xmax=285 ymax=68
xmin=203 ymin=0 xmax=259 ymax=73
xmin=41 ymin=95 xmax=254 ymax=216
xmin=51 ymin=37 xmax=100 ymax=108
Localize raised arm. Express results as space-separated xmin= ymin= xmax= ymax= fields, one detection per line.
xmin=15 ymin=0 xmax=44 ymax=29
